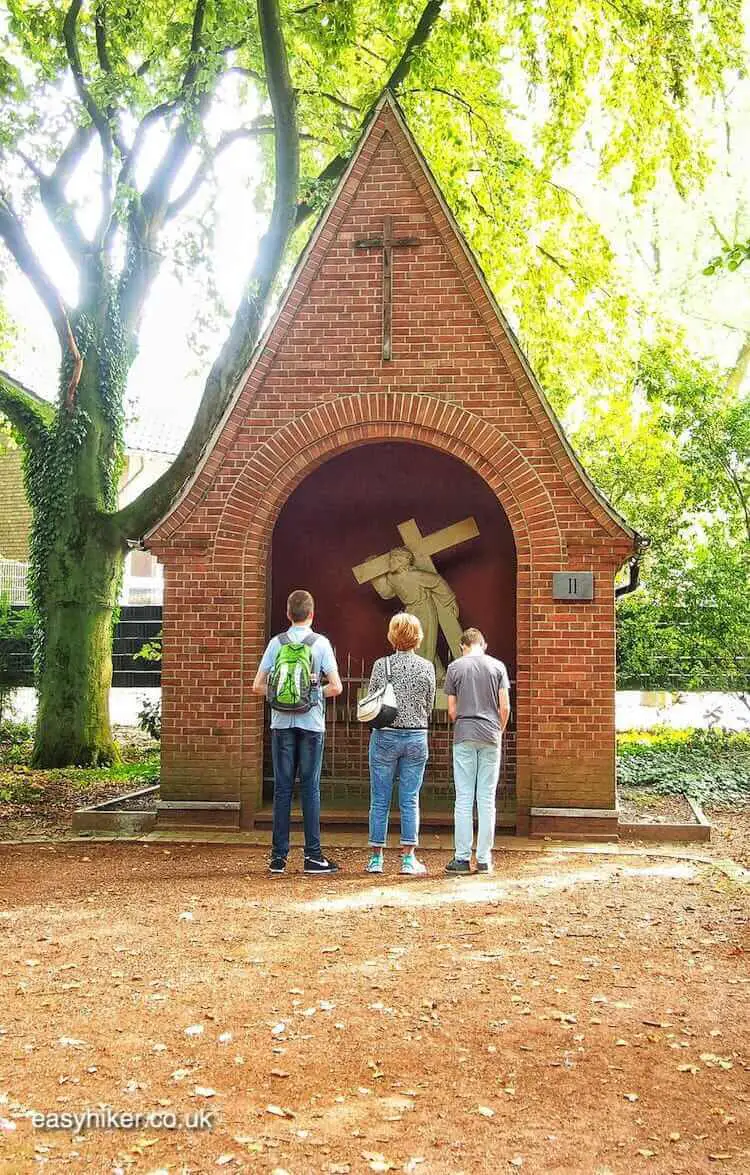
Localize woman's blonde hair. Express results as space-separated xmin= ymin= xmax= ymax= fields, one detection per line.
xmin=388 ymin=612 xmax=423 ymax=651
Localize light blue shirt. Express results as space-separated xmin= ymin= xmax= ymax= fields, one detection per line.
xmin=259 ymin=625 xmax=338 ymax=731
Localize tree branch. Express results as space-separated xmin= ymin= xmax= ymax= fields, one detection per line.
xmin=0 ymin=192 xmax=83 ymax=408
xmin=298 ymin=88 xmax=360 ymax=114
xmin=114 ymin=0 xmax=300 ymax=538
xmin=51 ymin=124 xmax=97 ymax=189
xmin=295 ymin=0 xmax=444 ymax=226
xmin=0 ymin=369 xmax=55 ymax=449
xmin=165 ymin=127 xmax=275 ymax=220
xmin=0 ymin=193 xmax=71 ymax=347
xmin=63 ymin=0 xmax=114 ymax=242
xmin=719 ymin=456 xmax=750 ymax=545
xmin=223 ymin=64 xmax=265 ymax=84
xmin=16 ymin=134 xmax=93 ymax=273
xmin=381 ymin=1 xmax=443 ymax=94
xmin=117 ymin=0 xmax=212 ymax=339
xmin=726 ymin=332 xmax=750 ymax=398
xmin=94 ymin=2 xmax=112 ymax=74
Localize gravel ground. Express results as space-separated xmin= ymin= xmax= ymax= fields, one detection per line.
xmin=0 ymin=842 xmax=747 ymax=1174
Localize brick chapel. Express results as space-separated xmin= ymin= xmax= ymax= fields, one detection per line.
xmin=146 ymin=94 xmax=637 ymax=839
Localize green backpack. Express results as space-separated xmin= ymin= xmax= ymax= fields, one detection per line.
xmin=268 ymin=633 xmax=319 ymax=713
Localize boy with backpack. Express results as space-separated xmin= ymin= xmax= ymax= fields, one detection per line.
xmin=252 ymin=589 xmax=343 ymax=875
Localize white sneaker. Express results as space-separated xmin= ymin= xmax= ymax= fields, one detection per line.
xmin=401 ymin=854 xmax=427 ymax=876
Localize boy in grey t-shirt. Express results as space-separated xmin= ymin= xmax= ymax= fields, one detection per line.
xmin=443 ymin=627 xmax=511 ymax=874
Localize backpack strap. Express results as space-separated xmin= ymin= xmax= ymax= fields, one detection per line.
xmin=277 ymin=633 xmax=290 ymax=647
xmin=302 ymin=633 xmax=318 ymax=648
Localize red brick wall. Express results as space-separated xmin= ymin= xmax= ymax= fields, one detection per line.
xmin=149 ymin=101 xmax=634 ymax=832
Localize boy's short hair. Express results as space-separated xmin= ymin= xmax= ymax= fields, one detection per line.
xmin=460 ymin=627 xmax=486 ymax=650
xmin=388 ymin=612 xmax=423 ymax=651
xmin=287 ymin=589 xmax=314 ymax=623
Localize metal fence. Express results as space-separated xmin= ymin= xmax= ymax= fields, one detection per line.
xmin=0 ymin=559 xmax=30 ymax=606
xmin=0 ymin=605 xmax=162 ymax=688
xmin=0 ymin=560 xmax=163 ymax=607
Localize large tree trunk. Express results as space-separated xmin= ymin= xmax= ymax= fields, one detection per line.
xmin=26 ymin=311 xmax=126 ymax=767
xmin=33 ymin=540 xmax=123 ymax=766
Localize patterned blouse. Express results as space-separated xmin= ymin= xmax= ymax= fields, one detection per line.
xmin=368 ymin=651 xmax=436 ymax=729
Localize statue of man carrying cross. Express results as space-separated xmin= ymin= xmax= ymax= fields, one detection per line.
xmin=352 ymin=517 xmax=479 ymax=680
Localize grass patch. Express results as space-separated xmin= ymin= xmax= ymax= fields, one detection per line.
xmin=0 ymin=721 xmax=159 ymax=805
xmin=617 ymin=729 xmax=750 ymax=804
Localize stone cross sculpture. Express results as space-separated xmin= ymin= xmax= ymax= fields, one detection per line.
xmin=352 ymin=517 xmax=479 ymax=679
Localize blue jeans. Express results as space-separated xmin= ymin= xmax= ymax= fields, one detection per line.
xmin=452 ymin=740 xmax=501 ymax=864
xmin=368 ymin=729 xmax=429 ymax=848
xmin=271 ymin=728 xmax=324 ymax=859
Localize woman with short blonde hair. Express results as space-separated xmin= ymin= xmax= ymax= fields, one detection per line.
xmin=365 ymin=612 xmax=436 ymax=875
xmin=387 ymin=612 xmax=423 ymax=651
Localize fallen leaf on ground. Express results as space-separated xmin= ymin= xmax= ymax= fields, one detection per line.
xmin=266 ymin=1104 xmax=295 ymax=1119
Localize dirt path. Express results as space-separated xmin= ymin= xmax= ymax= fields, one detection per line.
xmin=0 ymin=844 xmax=748 ymax=1174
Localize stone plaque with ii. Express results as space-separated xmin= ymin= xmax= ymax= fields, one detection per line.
xmin=552 ymin=571 xmax=594 ymax=601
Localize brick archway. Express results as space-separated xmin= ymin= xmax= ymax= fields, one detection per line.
xmin=224 ymin=393 xmax=557 ymax=828
xmin=213 ymin=393 xmax=563 ymax=565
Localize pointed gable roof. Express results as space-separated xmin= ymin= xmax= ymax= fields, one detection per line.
xmin=147 ymin=92 xmax=637 ymax=548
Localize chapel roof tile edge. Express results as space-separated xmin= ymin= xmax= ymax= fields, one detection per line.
xmin=146 ymin=90 xmax=639 ymax=548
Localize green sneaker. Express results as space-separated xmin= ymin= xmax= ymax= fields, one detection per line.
xmin=366 ymin=854 xmax=384 ymax=874
xmin=401 ymin=854 xmax=427 ymax=876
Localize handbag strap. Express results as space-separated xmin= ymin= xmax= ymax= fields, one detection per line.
xmin=385 ymin=656 xmax=392 ymax=682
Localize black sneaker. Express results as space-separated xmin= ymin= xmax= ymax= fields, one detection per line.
xmin=476 ymin=859 xmax=493 ymax=874
xmin=445 ymin=857 xmax=472 ymax=874
xmin=303 ymin=855 xmax=340 ymax=874
xmin=269 ymin=856 xmax=287 ymax=874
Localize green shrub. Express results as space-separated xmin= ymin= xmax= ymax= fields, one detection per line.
xmin=137 ymin=696 xmax=161 ymax=740
xmin=0 ymin=717 xmax=34 ymax=765
xmin=617 ymin=728 xmax=750 ymax=803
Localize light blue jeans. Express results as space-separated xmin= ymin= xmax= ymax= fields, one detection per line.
xmin=453 ymin=740 xmax=501 ymax=864
xmin=368 ymin=729 xmax=429 ymax=847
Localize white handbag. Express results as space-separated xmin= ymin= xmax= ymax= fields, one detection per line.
xmin=357 ymin=657 xmax=399 ymax=729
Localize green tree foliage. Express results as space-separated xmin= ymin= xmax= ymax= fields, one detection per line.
xmin=0 ymin=0 xmax=743 ymax=763
xmin=617 ymin=537 xmax=750 ymax=689
xmin=705 ymin=237 xmax=750 ymax=274
xmin=576 ymin=337 xmax=750 ymax=688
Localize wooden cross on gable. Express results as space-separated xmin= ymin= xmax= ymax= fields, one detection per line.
xmin=354 ymin=216 xmax=419 ymax=360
